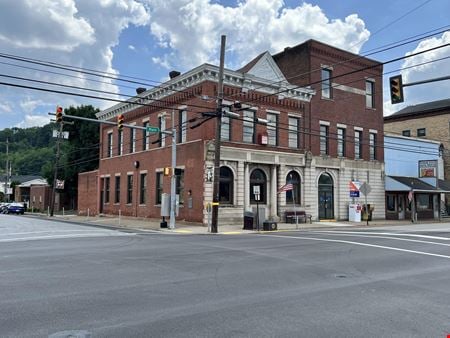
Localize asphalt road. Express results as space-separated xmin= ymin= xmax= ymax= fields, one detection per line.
xmin=0 ymin=214 xmax=449 ymax=337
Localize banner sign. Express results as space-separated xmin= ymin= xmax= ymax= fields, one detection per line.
xmin=418 ymin=160 xmax=437 ymax=178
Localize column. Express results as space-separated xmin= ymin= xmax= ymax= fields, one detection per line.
xmin=244 ymin=162 xmax=250 ymax=211
xmin=270 ymin=165 xmax=277 ymax=218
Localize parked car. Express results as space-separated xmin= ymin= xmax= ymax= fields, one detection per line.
xmin=0 ymin=203 xmax=10 ymax=214
xmin=7 ymin=203 xmax=25 ymax=215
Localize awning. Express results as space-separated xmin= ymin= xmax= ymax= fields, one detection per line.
xmin=386 ymin=176 xmax=450 ymax=193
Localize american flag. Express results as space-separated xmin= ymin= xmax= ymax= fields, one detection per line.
xmin=277 ymin=183 xmax=293 ymax=194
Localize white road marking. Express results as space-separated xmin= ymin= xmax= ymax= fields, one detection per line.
xmin=306 ymin=232 xmax=450 ymax=247
xmin=310 ymin=230 xmax=450 ymax=241
xmin=262 ymin=234 xmax=450 ymax=260
xmin=0 ymin=232 xmax=133 ymax=243
xmin=1 ymin=229 xmax=104 ymax=236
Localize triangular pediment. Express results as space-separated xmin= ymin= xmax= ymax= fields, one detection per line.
xmin=243 ymin=51 xmax=288 ymax=83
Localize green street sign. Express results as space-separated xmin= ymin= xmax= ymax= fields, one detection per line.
xmin=146 ymin=126 xmax=160 ymax=133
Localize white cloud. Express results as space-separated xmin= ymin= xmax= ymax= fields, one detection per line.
xmin=0 ymin=101 xmax=13 ymax=114
xmin=384 ymin=31 xmax=450 ymax=115
xmin=128 ymin=45 xmax=136 ymax=51
xmin=145 ymin=0 xmax=370 ymax=70
xmin=0 ymin=0 xmax=150 ymax=129
xmin=401 ymin=31 xmax=450 ymax=104
xmin=16 ymin=114 xmax=51 ymax=128
xmin=0 ymin=0 xmax=95 ymax=52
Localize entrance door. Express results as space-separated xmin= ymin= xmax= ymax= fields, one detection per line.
xmin=318 ymin=173 xmax=334 ymax=219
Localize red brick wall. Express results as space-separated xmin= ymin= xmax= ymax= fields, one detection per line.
xmin=274 ymin=40 xmax=384 ymax=161
xmin=30 ymin=185 xmax=51 ymax=212
xmin=78 ymin=170 xmax=99 ymax=216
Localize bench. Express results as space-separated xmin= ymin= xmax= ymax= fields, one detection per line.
xmin=285 ymin=211 xmax=312 ymax=224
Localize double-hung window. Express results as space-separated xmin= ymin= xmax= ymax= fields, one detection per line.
xmin=243 ymin=110 xmax=255 ymax=143
xmin=320 ymin=124 xmax=329 ymax=155
xmin=337 ymin=128 xmax=346 ymax=157
xmin=267 ymin=112 xmax=278 ymax=146
xmin=365 ymin=80 xmax=375 ymax=108
xmin=355 ymin=130 xmax=362 ymax=159
xmin=321 ymin=68 xmax=332 ymax=99
xmin=288 ymin=117 xmax=300 ymax=148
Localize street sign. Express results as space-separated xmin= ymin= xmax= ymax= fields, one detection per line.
xmin=359 ymin=182 xmax=371 ymax=196
xmin=52 ymin=130 xmax=69 ymax=139
xmin=350 ymin=191 xmax=360 ymax=197
xmin=146 ymin=126 xmax=160 ymax=133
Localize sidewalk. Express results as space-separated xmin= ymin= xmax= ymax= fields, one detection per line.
xmin=35 ymin=213 xmax=442 ymax=234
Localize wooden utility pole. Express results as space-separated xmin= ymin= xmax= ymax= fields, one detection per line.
xmin=210 ymin=35 xmax=226 ymax=234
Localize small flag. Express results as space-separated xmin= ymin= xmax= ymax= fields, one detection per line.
xmin=277 ymin=183 xmax=293 ymax=194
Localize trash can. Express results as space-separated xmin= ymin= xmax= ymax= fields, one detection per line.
xmin=263 ymin=221 xmax=277 ymax=231
xmin=243 ymin=211 xmax=255 ymax=230
xmin=362 ymin=204 xmax=373 ymax=221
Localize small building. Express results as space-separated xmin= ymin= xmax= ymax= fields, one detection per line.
xmin=384 ymin=133 xmax=450 ymax=220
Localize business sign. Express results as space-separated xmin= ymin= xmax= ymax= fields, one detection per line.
xmin=349 ymin=180 xmax=361 ymax=197
xmin=418 ymin=160 xmax=437 ymax=178
xmin=350 ymin=191 xmax=360 ymax=197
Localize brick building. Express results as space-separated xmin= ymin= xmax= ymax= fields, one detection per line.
xmin=384 ymin=99 xmax=450 ymax=180
xmin=79 ymin=39 xmax=386 ymax=224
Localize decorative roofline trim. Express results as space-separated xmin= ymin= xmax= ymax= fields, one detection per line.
xmin=96 ymin=63 xmax=315 ymax=120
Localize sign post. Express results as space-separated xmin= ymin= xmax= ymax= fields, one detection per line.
xmin=253 ymin=186 xmax=260 ymax=231
xmin=359 ymin=182 xmax=371 ymax=226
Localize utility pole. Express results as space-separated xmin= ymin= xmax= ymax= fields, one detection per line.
xmin=211 ymin=35 xmax=226 ymax=234
xmin=50 ymin=121 xmax=63 ymax=217
xmin=169 ymin=109 xmax=177 ymax=230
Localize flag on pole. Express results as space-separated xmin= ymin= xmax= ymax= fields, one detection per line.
xmin=408 ymin=190 xmax=413 ymax=202
xmin=277 ymin=183 xmax=293 ymax=194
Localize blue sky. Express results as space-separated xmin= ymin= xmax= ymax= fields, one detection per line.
xmin=0 ymin=0 xmax=449 ymax=130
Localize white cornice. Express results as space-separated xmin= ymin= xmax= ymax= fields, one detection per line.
xmin=96 ymin=63 xmax=315 ymax=121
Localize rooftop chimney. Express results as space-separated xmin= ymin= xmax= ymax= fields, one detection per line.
xmin=169 ymin=70 xmax=181 ymax=79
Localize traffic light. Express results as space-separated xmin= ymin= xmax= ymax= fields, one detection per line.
xmin=55 ymin=106 xmax=63 ymax=123
xmin=390 ymin=75 xmax=404 ymax=104
xmin=117 ymin=114 xmax=124 ymax=131
xmin=163 ymin=167 xmax=171 ymax=176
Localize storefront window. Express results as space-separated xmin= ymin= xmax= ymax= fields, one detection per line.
xmin=416 ymin=194 xmax=432 ymax=210
xmin=386 ymin=194 xmax=396 ymax=212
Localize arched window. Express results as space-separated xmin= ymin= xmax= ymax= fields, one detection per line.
xmin=219 ymin=166 xmax=234 ymax=204
xmin=286 ymin=171 xmax=301 ymax=205
xmin=250 ymin=169 xmax=267 ymax=203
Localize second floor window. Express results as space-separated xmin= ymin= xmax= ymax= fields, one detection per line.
xmin=355 ymin=130 xmax=362 ymax=159
xmin=130 ymin=128 xmax=136 ymax=153
xmin=107 ymin=133 xmax=113 ymax=158
xmin=402 ymin=130 xmax=411 ymax=137
xmin=337 ymin=128 xmax=346 ymax=157
xmin=320 ymin=125 xmax=329 ymax=155
xmin=370 ymin=133 xmax=377 ymax=160
xmin=243 ymin=110 xmax=255 ymax=143
xmin=366 ymin=80 xmax=375 ymax=108
xmin=267 ymin=112 xmax=278 ymax=146
xmin=178 ymin=110 xmax=187 ymax=143
xmin=158 ymin=116 xmax=166 ymax=147
xmin=321 ymin=68 xmax=332 ymax=99
xmin=417 ymin=128 xmax=426 ymax=137
xmin=143 ymin=121 xmax=150 ymax=150
xmin=221 ymin=111 xmax=230 ymax=141
xmin=118 ymin=130 xmax=123 ymax=155
xmin=288 ymin=117 xmax=299 ymax=148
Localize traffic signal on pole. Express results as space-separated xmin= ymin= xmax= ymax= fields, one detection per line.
xmin=389 ymin=75 xmax=404 ymax=104
xmin=117 ymin=114 xmax=124 ymax=131
xmin=55 ymin=106 xmax=63 ymax=123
